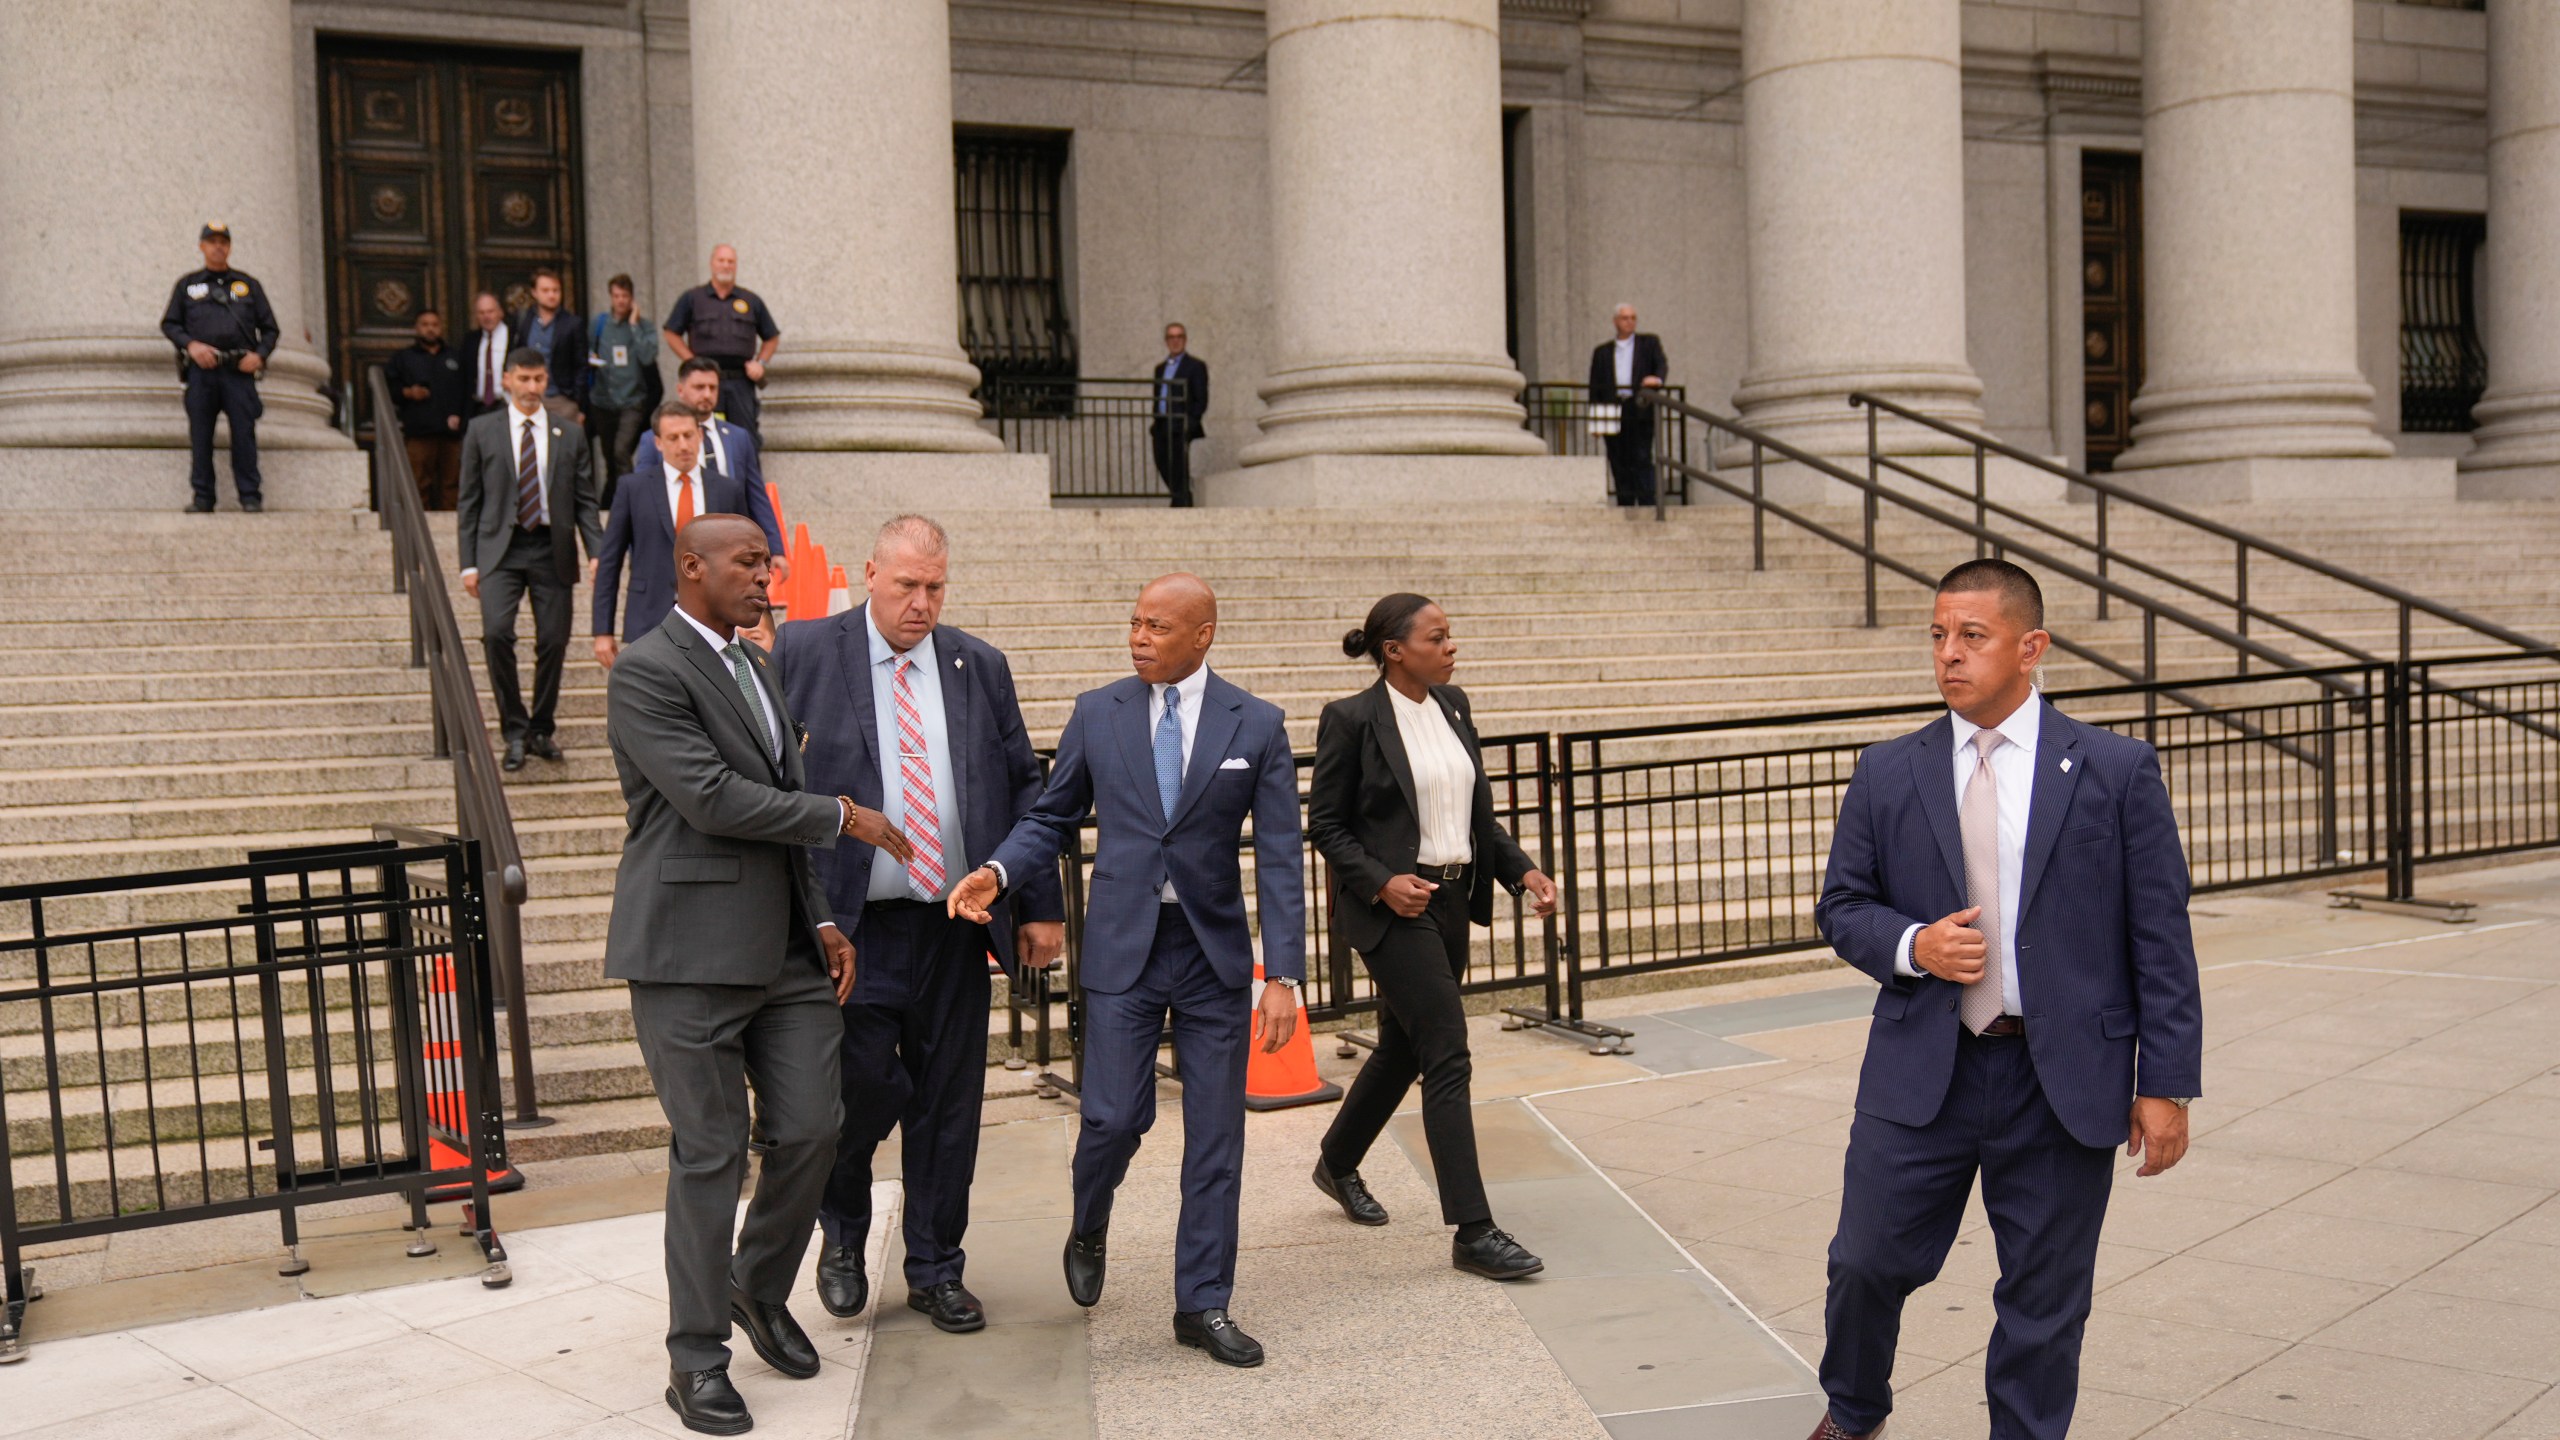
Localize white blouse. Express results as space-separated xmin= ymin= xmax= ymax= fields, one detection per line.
xmin=1387 ymin=685 xmax=1476 ymax=867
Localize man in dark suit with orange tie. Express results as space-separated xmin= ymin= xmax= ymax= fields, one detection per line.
xmin=592 ymin=402 xmax=779 ymax=671
xmin=1805 ymin=559 xmax=2202 ymax=1440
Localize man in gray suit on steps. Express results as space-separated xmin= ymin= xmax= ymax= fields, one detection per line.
xmin=603 ymin=512 xmax=915 ymax=1436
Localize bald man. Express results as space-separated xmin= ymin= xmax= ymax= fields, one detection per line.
xmin=948 ymin=574 xmax=1305 ymax=1367
xmin=603 ymin=514 xmax=904 ymax=1434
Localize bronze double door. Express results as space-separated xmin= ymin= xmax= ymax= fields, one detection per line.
xmin=318 ymin=40 xmax=582 ymax=436
xmin=2080 ymin=151 xmax=2145 ymax=472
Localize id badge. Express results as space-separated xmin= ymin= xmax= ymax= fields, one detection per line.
xmin=611 ymin=345 xmax=629 ymax=367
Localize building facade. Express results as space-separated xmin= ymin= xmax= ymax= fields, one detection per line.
xmin=3 ymin=0 xmax=2546 ymax=503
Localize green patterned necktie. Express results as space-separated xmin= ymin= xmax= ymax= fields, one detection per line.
xmin=723 ymin=642 xmax=778 ymax=762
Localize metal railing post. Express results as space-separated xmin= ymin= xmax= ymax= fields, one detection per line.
xmin=2142 ymin=608 xmax=2160 ymax=745
xmin=2385 ymin=660 xmax=2417 ymax=901
xmin=1750 ymin=442 xmax=1766 ymax=571
xmin=2095 ymin=492 xmax=2111 ymax=621
xmin=1973 ymin=441 xmax=1988 ymax=559
xmin=2235 ymin=543 xmax=2250 ymax=675
xmin=1863 ymin=405 xmax=1881 ymax=628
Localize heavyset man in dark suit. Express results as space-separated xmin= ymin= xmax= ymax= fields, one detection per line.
xmin=591 ymin=402 xmax=782 ymax=670
xmin=457 ymin=347 xmax=601 ymax=772
xmin=1149 ymin=323 xmax=1209 ymax=508
xmin=1587 ymin=304 xmax=1668 ymax=508
xmin=774 ymin=515 xmax=1065 ymax=1335
xmin=948 ymin=574 xmax=1305 ymax=1368
xmin=601 ymin=513 xmax=912 ymax=1436
xmin=1806 ymin=559 xmax=2203 ymax=1440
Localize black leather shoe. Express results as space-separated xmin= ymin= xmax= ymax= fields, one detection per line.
xmin=1312 ymin=1160 xmax=1389 ymax=1226
xmin=1063 ymin=1227 xmax=1107 ymax=1308
xmin=527 ymin=734 xmax=563 ymax=762
xmin=1805 ymin=1416 xmax=1885 ymax=1440
xmin=1452 ymin=1227 xmax=1544 ymax=1281
xmin=665 ymin=1366 xmax=752 ymax=1435
xmin=814 ymin=1243 xmax=868 ymax=1319
xmin=183 ymin=499 xmax=215 ymax=514
xmin=906 ymin=1280 xmax=987 ymax=1334
xmin=1174 ymin=1308 xmax=1264 ymax=1367
xmin=502 ymin=738 xmax=526 ymax=772
xmin=727 ymin=1286 xmax=820 ymax=1380
xmin=239 ymin=497 xmax=262 ymax=513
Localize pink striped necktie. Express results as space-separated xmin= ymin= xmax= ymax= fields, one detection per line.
xmin=893 ymin=654 xmax=946 ymax=900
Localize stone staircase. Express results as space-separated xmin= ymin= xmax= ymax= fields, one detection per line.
xmin=5 ymin=497 xmax=2556 ymax=1186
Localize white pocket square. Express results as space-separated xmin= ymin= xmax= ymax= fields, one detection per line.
xmin=1218 ymin=757 xmax=1250 ymax=770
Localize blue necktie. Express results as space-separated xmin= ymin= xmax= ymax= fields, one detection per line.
xmin=1154 ymin=686 xmax=1184 ymax=823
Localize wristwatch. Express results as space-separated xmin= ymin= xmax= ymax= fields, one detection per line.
xmin=1267 ymin=976 xmax=1301 ymax=990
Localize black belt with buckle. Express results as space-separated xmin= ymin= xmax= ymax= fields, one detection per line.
xmin=1976 ymin=1015 xmax=2027 ymax=1038
xmin=1419 ymin=862 xmax=1469 ymax=882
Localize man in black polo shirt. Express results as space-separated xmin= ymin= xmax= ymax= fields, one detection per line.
xmin=161 ymin=222 xmax=279 ymax=513
xmin=662 ymin=244 xmax=779 ymax=437
xmin=385 ymin=308 xmax=471 ymax=509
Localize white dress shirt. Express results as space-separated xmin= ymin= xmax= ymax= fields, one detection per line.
xmin=1387 ymin=685 xmax=1475 ymax=867
xmin=1612 ymin=336 xmax=1635 ymax=393
xmin=988 ymin=666 xmax=1211 ymax=902
xmin=511 ymin=404 xmax=552 ymax=526
xmin=1893 ymin=699 xmax=2040 ymax=1016
xmin=865 ymin=620 xmax=966 ymax=901
xmin=663 ymin=461 xmax=699 ymax=529
xmin=477 ymin=321 xmax=509 ymax=404
xmin=701 ymin=416 xmax=732 ymax=479
xmin=1148 ymin=665 xmax=1210 ymax=901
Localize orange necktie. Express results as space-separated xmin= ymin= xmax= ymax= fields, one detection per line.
xmin=676 ymin=471 xmax=696 ymax=531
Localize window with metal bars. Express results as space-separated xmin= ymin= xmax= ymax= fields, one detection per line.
xmin=956 ymin=128 xmax=1076 ymax=386
xmin=2399 ymin=212 xmax=2487 ymax=434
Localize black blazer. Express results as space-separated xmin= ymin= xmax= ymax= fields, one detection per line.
xmin=1307 ymin=680 xmax=1536 ymax=954
xmin=1150 ymin=352 xmax=1209 ymax=439
xmin=1587 ymin=333 xmax=1668 ymax=404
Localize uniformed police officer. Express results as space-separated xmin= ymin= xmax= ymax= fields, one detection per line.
xmin=161 ymin=222 xmax=279 ymax=514
xmin=661 ymin=243 xmax=779 ymax=437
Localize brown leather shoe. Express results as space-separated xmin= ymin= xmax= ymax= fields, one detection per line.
xmin=1804 ymin=1416 xmax=1885 ymax=1440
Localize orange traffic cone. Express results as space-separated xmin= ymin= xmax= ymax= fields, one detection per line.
xmin=1244 ymin=963 xmax=1343 ymax=1111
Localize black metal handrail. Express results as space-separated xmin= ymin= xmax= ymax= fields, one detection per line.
xmin=1521 ymin=382 xmax=1691 ymax=507
xmin=1847 ymin=392 xmax=2552 ymax=667
xmin=367 ymin=369 xmax=542 ymax=1126
xmin=983 ymin=375 xmax=1189 ymax=501
xmin=1648 ymin=391 xmax=2332 ymax=732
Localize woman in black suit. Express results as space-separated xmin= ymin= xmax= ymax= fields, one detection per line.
xmin=1305 ymin=592 xmax=1561 ymax=1280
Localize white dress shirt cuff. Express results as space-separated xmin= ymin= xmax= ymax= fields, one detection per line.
xmin=1894 ymin=923 xmax=1923 ymax=978
xmin=461 ymin=569 xmax=478 ymax=580
xmin=987 ymin=860 xmax=1009 ymax=891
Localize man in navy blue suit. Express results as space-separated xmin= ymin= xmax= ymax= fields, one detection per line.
xmin=591 ymin=400 xmax=788 ymax=668
xmin=948 ymin=573 xmax=1305 ymax=1368
xmin=773 ymin=515 xmax=1065 ymax=1336
xmin=1806 ymin=559 xmax=2203 ymax=1440
xmin=634 ymin=359 xmax=786 ymax=565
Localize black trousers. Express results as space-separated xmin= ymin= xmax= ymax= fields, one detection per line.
xmin=1819 ymin=1030 xmax=2116 ymax=1440
xmin=589 ymin=403 xmax=646 ymax=507
xmin=1319 ymin=876 xmax=1489 ymax=1226
xmin=714 ymin=365 xmax=761 ymax=437
xmin=1150 ymin=418 xmax=1195 ymax=507
xmin=183 ymin=367 xmax=262 ymax=506
xmin=626 ymin=925 xmax=843 ymax=1372
xmin=817 ymin=900 xmax=991 ymax=1289
xmin=478 ymin=525 xmax=571 ymax=744
xmin=1605 ymin=411 xmax=1657 ymax=507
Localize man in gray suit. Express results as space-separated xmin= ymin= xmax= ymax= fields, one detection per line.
xmin=459 ymin=345 xmax=602 ymax=772
xmin=604 ymin=513 xmax=915 ymax=1435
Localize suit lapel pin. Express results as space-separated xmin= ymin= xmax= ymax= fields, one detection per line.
xmin=2060 ymin=758 xmax=2073 ymax=772
xmin=955 ymin=657 xmax=964 ymax=669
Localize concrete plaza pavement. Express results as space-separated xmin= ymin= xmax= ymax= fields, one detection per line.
xmin=11 ymin=857 xmax=2560 ymax=1438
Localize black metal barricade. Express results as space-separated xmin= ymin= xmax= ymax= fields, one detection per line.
xmin=1554 ymin=666 xmax=2394 ymax=1024
xmin=983 ymin=376 xmax=1190 ymax=501
xmin=0 ymin=837 xmax=514 ymax=1360
xmin=1520 ymin=382 xmax=1690 ymax=504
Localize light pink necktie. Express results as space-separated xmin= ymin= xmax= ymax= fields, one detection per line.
xmin=1960 ymin=728 xmax=2008 ymax=1034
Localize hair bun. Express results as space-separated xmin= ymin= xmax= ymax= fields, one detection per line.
xmin=1340 ymin=628 xmax=1368 ymax=659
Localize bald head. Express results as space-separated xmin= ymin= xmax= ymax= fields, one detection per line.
xmin=1130 ymin=573 xmax=1217 ymax=685
xmin=674 ymin=513 xmax=773 ymax=634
